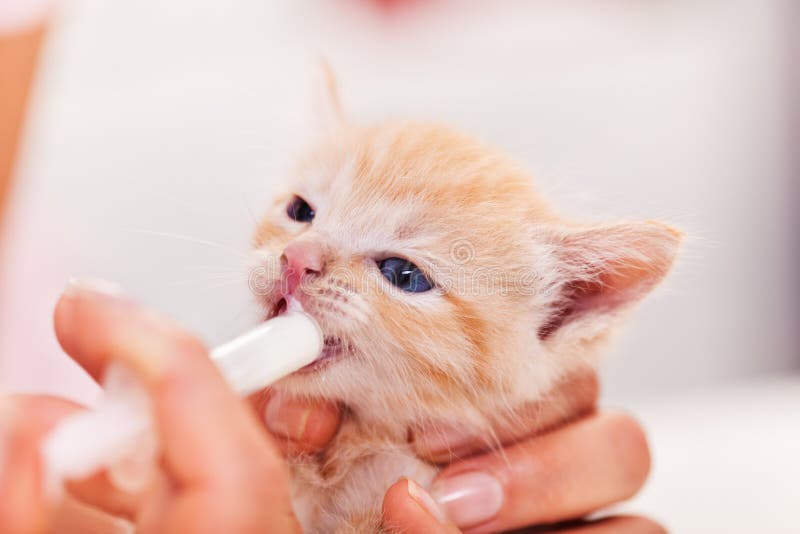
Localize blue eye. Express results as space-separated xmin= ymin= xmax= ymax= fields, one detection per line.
xmin=378 ymin=257 xmax=433 ymax=293
xmin=287 ymin=196 xmax=315 ymax=222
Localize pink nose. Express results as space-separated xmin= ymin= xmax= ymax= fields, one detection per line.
xmin=281 ymin=240 xmax=324 ymax=295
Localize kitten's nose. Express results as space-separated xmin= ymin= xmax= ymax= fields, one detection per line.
xmin=281 ymin=240 xmax=325 ymax=295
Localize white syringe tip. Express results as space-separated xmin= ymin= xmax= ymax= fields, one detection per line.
xmin=211 ymin=311 xmax=323 ymax=396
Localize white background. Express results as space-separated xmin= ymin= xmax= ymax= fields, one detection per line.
xmin=2 ymin=1 xmax=798 ymax=532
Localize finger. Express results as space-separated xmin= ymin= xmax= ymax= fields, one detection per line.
xmin=52 ymin=495 xmax=132 ymax=534
xmin=250 ymin=390 xmax=342 ymax=455
xmin=53 ymin=278 xmax=135 ymax=381
xmin=429 ymin=412 xmax=651 ymax=533
xmin=133 ymin=470 xmax=171 ymax=534
xmin=413 ymin=369 xmax=598 ymax=463
xmin=381 ymin=478 xmax=461 ymax=534
xmin=530 ymin=515 xmax=666 ymax=534
xmin=0 ymin=395 xmax=141 ymax=520
xmin=65 ymin=470 xmax=141 ymax=519
xmin=0 ymin=401 xmax=50 ymax=534
xmin=0 ymin=395 xmax=81 ymax=533
xmin=54 ymin=280 xmax=300 ymax=531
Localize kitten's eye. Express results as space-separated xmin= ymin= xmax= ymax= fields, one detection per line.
xmin=286 ymin=196 xmax=315 ymax=222
xmin=378 ymin=257 xmax=433 ymax=293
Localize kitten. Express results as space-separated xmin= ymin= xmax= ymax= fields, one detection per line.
xmin=250 ymin=67 xmax=681 ymax=533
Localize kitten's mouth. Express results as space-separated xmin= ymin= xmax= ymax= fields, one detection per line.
xmin=268 ymin=297 xmax=345 ymax=373
xmin=297 ymin=337 xmax=343 ymax=373
xmin=270 ymin=297 xmax=288 ymax=318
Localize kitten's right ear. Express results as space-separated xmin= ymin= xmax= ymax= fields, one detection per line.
xmin=312 ymin=58 xmax=346 ymax=131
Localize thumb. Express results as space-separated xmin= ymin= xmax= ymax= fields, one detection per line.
xmin=382 ymin=478 xmax=461 ymax=534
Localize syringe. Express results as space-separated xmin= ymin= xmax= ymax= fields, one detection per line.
xmin=40 ymin=305 xmax=322 ymax=493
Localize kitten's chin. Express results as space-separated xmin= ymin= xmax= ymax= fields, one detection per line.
xmin=295 ymin=337 xmax=345 ymax=374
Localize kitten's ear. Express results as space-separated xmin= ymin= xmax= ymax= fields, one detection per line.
xmin=312 ymin=58 xmax=345 ymax=130
xmin=539 ymin=221 xmax=682 ymax=341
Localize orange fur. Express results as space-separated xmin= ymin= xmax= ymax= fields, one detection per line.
xmin=249 ymin=72 xmax=681 ymax=533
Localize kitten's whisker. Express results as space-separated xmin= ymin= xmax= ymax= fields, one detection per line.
xmin=314 ymin=295 xmax=369 ymax=326
xmin=243 ymin=197 xmax=261 ymax=228
xmin=136 ymin=191 xmax=223 ymax=218
xmin=178 ymin=271 xmax=245 ymax=280
xmin=183 ymin=265 xmax=246 ymax=272
xmin=170 ymin=277 xmax=243 ymax=288
xmin=122 ymin=228 xmax=250 ymax=261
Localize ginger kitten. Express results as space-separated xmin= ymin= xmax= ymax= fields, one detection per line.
xmin=250 ymin=69 xmax=681 ymax=533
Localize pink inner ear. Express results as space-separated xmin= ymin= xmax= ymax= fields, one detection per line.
xmin=537 ymin=280 xmax=599 ymax=340
xmin=537 ymin=221 xmax=681 ymax=341
xmin=537 ymin=256 xmax=670 ymax=340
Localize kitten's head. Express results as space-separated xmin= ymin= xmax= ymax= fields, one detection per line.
xmin=250 ymin=68 xmax=681 ymax=429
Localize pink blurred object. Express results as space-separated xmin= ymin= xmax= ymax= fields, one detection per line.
xmin=369 ymin=0 xmax=424 ymax=13
xmin=0 ymin=201 xmax=99 ymax=406
xmin=0 ymin=0 xmax=54 ymax=33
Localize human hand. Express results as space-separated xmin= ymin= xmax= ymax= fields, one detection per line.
xmin=411 ymin=409 xmax=660 ymax=533
xmin=0 ymin=280 xmax=304 ymax=533
xmin=263 ymin=374 xmax=662 ymax=533
xmin=1 ymin=279 xmax=658 ymax=533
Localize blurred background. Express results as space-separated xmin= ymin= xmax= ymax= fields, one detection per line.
xmin=1 ymin=1 xmax=798 ymax=532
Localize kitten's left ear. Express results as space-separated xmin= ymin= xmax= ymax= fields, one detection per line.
xmin=312 ymin=58 xmax=346 ymax=130
xmin=539 ymin=221 xmax=682 ymax=341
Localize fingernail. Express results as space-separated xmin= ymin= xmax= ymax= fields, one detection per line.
xmin=431 ymin=471 xmax=504 ymax=529
xmin=264 ymin=391 xmax=310 ymax=441
xmin=414 ymin=424 xmax=473 ymax=457
xmin=406 ymin=478 xmax=448 ymax=524
xmin=64 ymin=277 xmax=129 ymax=300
